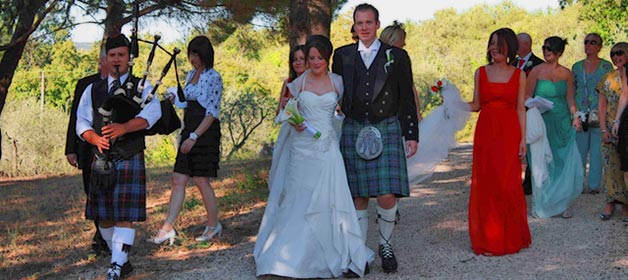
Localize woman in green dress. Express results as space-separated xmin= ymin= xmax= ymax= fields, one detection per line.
xmin=599 ymin=42 xmax=628 ymax=220
xmin=527 ymin=36 xmax=584 ymax=218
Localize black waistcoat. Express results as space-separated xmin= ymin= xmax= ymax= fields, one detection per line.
xmin=91 ymin=76 xmax=145 ymax=159
xmin=349 ymin=54 xmax=378 ymax=122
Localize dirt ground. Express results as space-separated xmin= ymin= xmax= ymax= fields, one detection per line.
xmin=3 ymin=144 xmax=628 ymax=279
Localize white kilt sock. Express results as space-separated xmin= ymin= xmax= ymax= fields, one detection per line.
xmin=99 ymin=225 xmax=114 ymax=251
xmin=356 ymin=209 xmax=369 ymax=244
xmin=377 ymin=203 xmax=397 ymax=245
xmin=111 ymin=227 xmax=135 ymax=269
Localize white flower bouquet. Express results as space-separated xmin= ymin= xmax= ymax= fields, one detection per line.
xmin=275 ymin=98 xmax=321 ymax=139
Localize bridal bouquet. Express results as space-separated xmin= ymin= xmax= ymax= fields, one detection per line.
xmin=430 ymin=78 xmax=449 ymax=95
xmin=275 ymin=98 xmax=321 ymax=139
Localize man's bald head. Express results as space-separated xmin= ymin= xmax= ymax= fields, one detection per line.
xmin=517 ymin=33 xmax=532 ymax=57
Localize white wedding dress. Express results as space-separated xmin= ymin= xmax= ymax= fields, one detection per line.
xmin=254 ymin=71 xmax=373 ymax=278
xmin=406 ymin=83 xmax=470 ymax=185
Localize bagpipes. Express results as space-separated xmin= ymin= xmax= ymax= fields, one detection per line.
xmin=99 ymin=2 xmax=184 ymax=137
xmin=91 ymin=2 xmax=185 ymax=190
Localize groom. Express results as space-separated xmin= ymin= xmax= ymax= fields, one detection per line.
xmin=332 ymin=3 xmax=418 ymax=274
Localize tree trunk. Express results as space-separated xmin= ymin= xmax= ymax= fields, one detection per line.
xmin=289 ymin=0 xmax=331 ymax=48
xmin=100 ymin=0 xmax=127 ymax=50
xmin=0 ymin=0 xmax=51 ymax=117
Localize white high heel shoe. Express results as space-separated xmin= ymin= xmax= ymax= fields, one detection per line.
xmin=146 ymin=228 xmax=177 ymax=245
xmin=195 ymin=222 xmax=222 ymax=242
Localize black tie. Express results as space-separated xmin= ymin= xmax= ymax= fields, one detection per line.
xmin=109 ymin=80 xmax=120 ymax=95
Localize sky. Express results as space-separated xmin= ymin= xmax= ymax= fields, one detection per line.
xmin=71 ymin=0 xmax=560 ymax=43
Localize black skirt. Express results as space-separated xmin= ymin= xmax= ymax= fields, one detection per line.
xmin=173 ymin=101 xmax=221 ymax=177
xmin=618 ymin=109 xmax=628 ymax=171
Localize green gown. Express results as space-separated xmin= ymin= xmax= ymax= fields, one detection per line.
xmin=532 ymin=80 xmax=584 ymax=218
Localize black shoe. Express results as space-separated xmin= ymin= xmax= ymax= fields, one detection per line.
xmin=120 ymin=261 xmax=134 ymax=278
xmin=342 ymin=263 xmax=370 ymax=278
xmin=106 ymin=263 xmax=121 ymax=280
xmin=590 ymin=189 xmax=600 ymax=194
xmin=379 ymin=243 xmax=397 ymax=273
xmin=600 ymin=212 xmax=613 ymax=220
xmin=92 ymin=231 xmax=110 ymax=256
xmin=105 ymin=262 xmax=133 ymax=280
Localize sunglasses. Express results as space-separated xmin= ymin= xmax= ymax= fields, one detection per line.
xmin=584 ymin=39 xmax=599 ymax=45
xmin=611 ymin=50 xmax=625 ymax=57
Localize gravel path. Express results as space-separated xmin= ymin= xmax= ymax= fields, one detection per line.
xmin=170 ymin=143 xmax=628 ymax=279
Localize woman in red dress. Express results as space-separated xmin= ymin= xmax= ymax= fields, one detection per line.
xmin=275 ymin=45 xmax=307 ymax=114
xmin=468 ymin=27 xmax=531 ymax=256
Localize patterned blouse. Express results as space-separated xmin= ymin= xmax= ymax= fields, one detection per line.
xmin=572 ymin=59 xmax=613 ymax=111
xmin=184 ymin=68 xmax=223 ymax=118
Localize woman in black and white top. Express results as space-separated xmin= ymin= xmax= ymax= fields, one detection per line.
xmin=148 ymin=35 xmax=223 ymax=244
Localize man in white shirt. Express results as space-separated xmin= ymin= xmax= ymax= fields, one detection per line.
xmin=332 ymin=3 xmax=418 ymax=275
xmin=76 ymin=33 xmax=161 ymax=280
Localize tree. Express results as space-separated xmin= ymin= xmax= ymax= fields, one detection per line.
xmin=221 ymin=91 xmax=274 ymax=160
xmin=559 ymin=0 xmax=628 ymax=45
xmin=0 ymin=0 xmax=65 ymax=117
xmin=0 ymin=0 xmax=303 ymax=119
xmin=286 ymin=0 xmax=347 ymax=47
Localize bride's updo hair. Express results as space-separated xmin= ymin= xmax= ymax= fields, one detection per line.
xmin=486 ymin=27 xmax=518 ymax=65
xmin=544 ymin=36 xmax=568 ymax=56
xmin=305 ymin=35 xmax=334 ymax=64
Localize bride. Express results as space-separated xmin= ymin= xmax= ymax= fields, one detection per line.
xmin=254 ymin=35 xmax=373 ymax=278
xmin=406 ymin=79 xmax=470 ymax=185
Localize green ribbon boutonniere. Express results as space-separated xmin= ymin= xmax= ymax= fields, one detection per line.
xmin=384 ymin=49 xmax=395 ymax=73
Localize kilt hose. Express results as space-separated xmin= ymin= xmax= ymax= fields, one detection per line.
xmin=341 ymin=116 xmax=410 ymax=198
xmin=86 ymin=152 xmax=147 ymax=222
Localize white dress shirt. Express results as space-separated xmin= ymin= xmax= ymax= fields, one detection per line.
xmin=518 ymin=52 xmax=533 ymax=69
xmin=76 ymin=73 xmax=162 ymax=140
xmin=358 ymin=39 xmax=381 ymax=69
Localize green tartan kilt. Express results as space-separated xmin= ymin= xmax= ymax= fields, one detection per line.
xmin=340 ymin=117 xmax=409 ymax=198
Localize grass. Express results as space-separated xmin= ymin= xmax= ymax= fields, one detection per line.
xmin=0 ymin=157 xmax=272 ymax=279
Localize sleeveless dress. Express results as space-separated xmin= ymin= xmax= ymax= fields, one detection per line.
xmin=532 ymin=80 xmax=584 ymax=218
xmin=469 ymin=66 xmax=531 ymax=256
xmin=254 ymin=71 xmax=373 ymax=278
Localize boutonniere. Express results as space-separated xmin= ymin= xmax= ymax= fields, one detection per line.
xmin=525 ymin=61 xmax=533 ymax=68
xmin=384 ymin=49 xmax=395 ymax=73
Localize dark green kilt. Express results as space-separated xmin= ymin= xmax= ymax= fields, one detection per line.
xmin=341 ymin=117 xmax=409 ymax=198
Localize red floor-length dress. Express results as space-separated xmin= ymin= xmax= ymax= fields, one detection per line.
xmin=469 ymin=66 xmax=531 ymax=256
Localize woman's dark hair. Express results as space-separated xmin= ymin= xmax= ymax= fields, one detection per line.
xmin=187 ymin=35 xmax=214 ymax=69
xmin=486 ymin=27 xmax=518 ymax=64
xmin=544 ymin=36 xmax=568 ymax=55
xmin=305 ymin=35 xmax=333 ymax=66
xmin=288 ymin=44 xmax=306 ymax=80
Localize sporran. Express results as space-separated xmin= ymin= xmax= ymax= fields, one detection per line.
xmin=355 ymin=125 xmax=383 ymax=160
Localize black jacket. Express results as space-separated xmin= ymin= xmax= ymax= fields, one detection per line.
xmin=332 ymin=42 xmax=418 ymax=141
xmin=65 ymin=73 xmax=102 ymax=168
